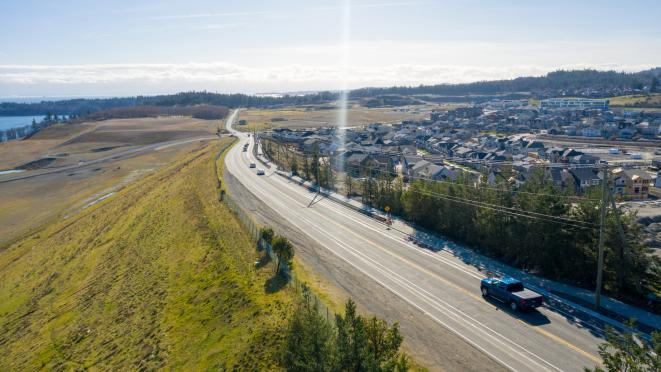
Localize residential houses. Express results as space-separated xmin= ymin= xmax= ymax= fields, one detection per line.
xmin=612 ymin=168 xmax=653 ymax=200
xmin=263 ymin=106 xmax=658 ymax=199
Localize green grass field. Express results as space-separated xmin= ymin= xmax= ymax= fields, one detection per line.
xmin=0 ymin=138 xmax=295 ymax=370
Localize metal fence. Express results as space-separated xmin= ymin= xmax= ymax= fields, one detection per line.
xmin=291 ymin=277 xmax=335 ymax=324
xmin=218 ymin=166 xmax=335 ymax=324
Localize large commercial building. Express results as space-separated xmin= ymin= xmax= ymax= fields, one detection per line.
xmin=540 ymin=98 xmax=609 ymax=110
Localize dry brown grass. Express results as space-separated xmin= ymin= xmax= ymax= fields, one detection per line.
xmin=610 ymin=93 xmax=661 ymax=107
xmin=0 ymin=117 xmax=222 ymax=170
xmin=236 ymin=106 xmax=429 ymax=132
xmin=0 ymin=140 xmax=211 ymax=246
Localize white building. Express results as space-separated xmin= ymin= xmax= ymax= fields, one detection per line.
xmin=540 ymin=98 xmax=609 ymax=110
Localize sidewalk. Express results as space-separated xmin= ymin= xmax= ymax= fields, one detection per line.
xmin=272 ymin=168 xmax=661 ymax=335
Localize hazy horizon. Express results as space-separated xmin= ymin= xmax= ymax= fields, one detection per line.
xmin=2 ymin=0 xmax=660 ymax=97
xmin=0 ymin=64 xmax=658 ymax=104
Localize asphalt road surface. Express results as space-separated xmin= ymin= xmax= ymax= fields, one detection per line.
xmin=224 ymin=110 xmax=604 ymax=372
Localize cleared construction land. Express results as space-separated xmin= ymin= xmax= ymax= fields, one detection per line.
xmin=235 ymin=105 xmax=429 ymax=132
xmin=0 ymin=117 xmax=222 ymax=245
xmin=0 ymin=139 xmax=296 ymax=370
xmin=0 ymin=116 xmax=222 ymax=170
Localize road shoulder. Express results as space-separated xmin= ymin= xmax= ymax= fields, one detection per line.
xmin=223 ymin=167 xmax=507 ymax=372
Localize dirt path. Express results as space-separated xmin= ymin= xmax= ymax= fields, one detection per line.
xmin=224 ymin=169 xmax=506 ymax=372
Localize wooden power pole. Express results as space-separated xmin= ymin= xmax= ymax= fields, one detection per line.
xmin=595 ymin=166 xmax=609 ymax=308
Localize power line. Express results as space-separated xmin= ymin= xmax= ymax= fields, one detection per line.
xmin=262 ymin=138 xmax=638 ymax=202
xmin=263 ymin=141 xmax=600 ymax=229
xmin=356 ymin=175 xmax=598 ymax=230
xmin=347 ymin=162 xmax=602 ymax=202
xmin=262 ymin=137 xmax=617 ymax=227
xmin=347 ymin=165 xmax=599 ymax=228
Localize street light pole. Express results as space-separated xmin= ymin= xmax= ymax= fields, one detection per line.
xmin=595 ymin=165 xmax=609 ymax=308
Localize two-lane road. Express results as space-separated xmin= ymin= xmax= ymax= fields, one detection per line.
xmin=224 ymin=110 xmax=603 ymax=371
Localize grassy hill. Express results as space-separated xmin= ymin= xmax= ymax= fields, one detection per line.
xmin=609 ymin=93 xmax=661 ymax=108
xmin=0 ymin=138 xmax=294 ymax=370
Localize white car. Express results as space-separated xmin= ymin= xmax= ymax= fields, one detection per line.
xmin=249 ymin=162 xmax=256 ymax=168
xmin=256 ymin=168 xmax=265 ymax=175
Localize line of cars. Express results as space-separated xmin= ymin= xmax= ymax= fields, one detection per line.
xmin=248 ymin=161 xmax=264 ymax=174
xmin=245 ymin=142 xmax=265 ymax=176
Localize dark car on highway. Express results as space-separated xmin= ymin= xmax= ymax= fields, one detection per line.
xmin=481 ymin=277 xmax=543 ymax=311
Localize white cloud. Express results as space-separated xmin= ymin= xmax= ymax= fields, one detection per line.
xmin=0 ymin=62 xmax=656 ymax=96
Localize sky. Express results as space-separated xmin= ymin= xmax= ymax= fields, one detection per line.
xmin=1 ymin=0 xmax=660 ymax=98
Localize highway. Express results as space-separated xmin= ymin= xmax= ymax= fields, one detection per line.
xmin=224 ymin=109 xmax=604 ymax=371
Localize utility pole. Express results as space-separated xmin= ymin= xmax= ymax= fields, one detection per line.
xmin=308 ymin=154 xmax=322 ymax=208
xmin=316 ymin=158 xmax=321 ymax=193
xmin=607 ymin=176 xmax=630 ymax=291
xmin=595 ymin=165 xmax=609 ymax=308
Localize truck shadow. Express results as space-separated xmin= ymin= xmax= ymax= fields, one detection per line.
xmin=482 ymin=295 xmax=551 ymax=326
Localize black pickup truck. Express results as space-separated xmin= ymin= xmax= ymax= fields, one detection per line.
xmin=481 ymin=277 xmax=544 ymax=311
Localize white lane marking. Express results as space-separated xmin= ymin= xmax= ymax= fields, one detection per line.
xmin=226 ymin=146 xmax=568 ymax=372
xmin=229 ymin=125 xmax=598 ymax=368
xmin=311 ymin=187 xmax=609 ymax=336
xmin=226 ymin=151 xmax=521 ymax=371
xmin=268 ymin=164 xmax=607 ymax=337
xmin=241 ymin=132 xmax=605 ymax=341
xmin=294 ymin=208 xmax=562 ymax=372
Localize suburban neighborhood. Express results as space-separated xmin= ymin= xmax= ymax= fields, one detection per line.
xmin=263 ymin=98 xmax=660 ymax=201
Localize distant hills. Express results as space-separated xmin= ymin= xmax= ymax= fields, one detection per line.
xmin=349 ymin=68 xmax=661 ymax=99
xmin=1 ymin=68 xmax=659 ymax=117
xmin=0 ymin=92 xmax=335 ymax=117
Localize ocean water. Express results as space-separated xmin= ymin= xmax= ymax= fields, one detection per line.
xmin=0 ymin=116 xmax=45 ymax=131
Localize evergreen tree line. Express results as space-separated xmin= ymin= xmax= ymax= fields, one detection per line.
xmin=350 ymin=69 xmax=661 ymax=99
xmin=3 ymin=68 xmax=659 ymax=119
xmin=283 ymin=292 xmax=409 ymax=372
xmin=586 ymin=321 xmax=660 ymax=372
xmin=359 ymin=168 xmax=660 ymax=306
xmin=258 ymin=226 xmax=408 ymax=371
xmin=261 ymin=140 xmax=337 ymax=191
xmin=0 ymin=91 xmax=338 ymax=117
xmin=262 ymin=139 xmax=660 ymax=307
xmin=70 ymin=104 xmax=229 ymax=122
